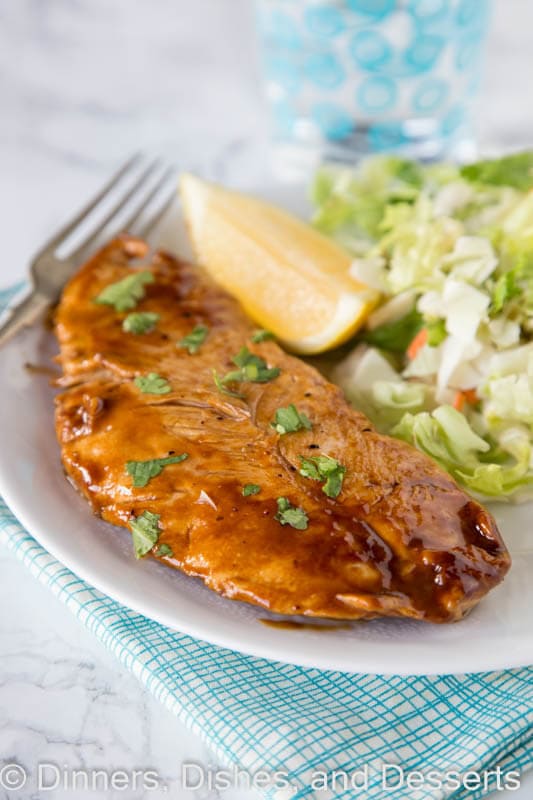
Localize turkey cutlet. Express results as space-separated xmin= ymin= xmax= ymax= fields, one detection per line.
xmin=53 ymin=235 xmax=511 ymax=623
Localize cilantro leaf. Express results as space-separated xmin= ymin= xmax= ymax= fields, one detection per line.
xmin=218 ymin=346 xmax=281 ymax=389
xmin=134 ymin=373 xmax=172 ymax=394
xmin=274 ymin=497 xmax=309 ymax=530
xmin=94 ymin=271 xmax=154 ymax=312
xmin=213 ymin=369 xmax=245 ymax=399
xmin=126 ymin=454 xmax=188 ymax=488
xmin=299 ymin=455 xmax=346 ymax=499
xmin=360 ymin=309 xmax=424 ymax=353
xmin=122 ymin=311 xmax=160 ymax=334
xmin=322 ymin=470 xmax=346 ymax=499
xmin=460 ymin=151 xmax=533 ymax=191
xmin=213 ymin=348 xmax=281 ymax=397
xmin=179 ymin=325 xmax=209 ymax=354
xmin=271 ymin=404 xmax=312 ymax=435
xmin=242 ymin=483 xmax=261 ymax=496
xmin=232 ymin=346 xmax=268 ymax=370
xmin=154 ymin=543 xmax=173 ymax=557
xmin=129 ymin=511 xmax=161 ymax=558
xmin=251 ymin=329 xmax=275 ymax=343
xmin=298 ymin=458 xmax=321 ymax=481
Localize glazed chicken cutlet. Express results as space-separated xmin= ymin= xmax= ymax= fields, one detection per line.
xmin=53 ymin=235 xmax=510 ymax=623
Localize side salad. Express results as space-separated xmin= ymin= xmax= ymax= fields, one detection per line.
xmin=311 ymin=152 xmax=533 ymax=502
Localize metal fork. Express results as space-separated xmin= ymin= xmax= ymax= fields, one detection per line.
xmin=0 ymin=154 xmax=177 ymax=348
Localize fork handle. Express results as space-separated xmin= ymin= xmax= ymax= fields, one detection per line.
xmin=0 ymin=287 xmax=50 ymax=348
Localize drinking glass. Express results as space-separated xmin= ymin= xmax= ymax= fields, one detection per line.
xmin=254 ymin=0 xmax=493 ymax=167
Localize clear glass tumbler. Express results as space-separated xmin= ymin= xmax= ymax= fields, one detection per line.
xmin=254 ymin=0 xmax=493 ymax=168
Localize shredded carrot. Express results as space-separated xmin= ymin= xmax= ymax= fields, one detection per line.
xmin=453 ymin=389 xmax=479 ymax=411
xmin=463 ymin=388 xmax=479 ymax=405
xmin=407 ymin=328 xmax=428 ymax=360
xmin=453 ymin=391 xmax=466 ymax=411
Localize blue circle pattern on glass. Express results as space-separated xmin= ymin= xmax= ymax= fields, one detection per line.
xmin=265 ymin=56 xmax=301 ymax=96
xmin=413 ymin=78 xmax=448 ymax=112
xmin=358 ymin=76 xmax=397 ymax=113
xmin=304 ymin=6 xmax=346 ymax=37
xmin=456 ymin=0 xmax=491 ymax=33
xmin=266 ymin=10 xmax=302 ymax=50
xmin=305 ymin=52 xmax=345 ymax=88
xmin=368 ymin=121 xmax=409 ymax=151
xmin=349 ymin=30 xmax=392 ymax=70
xmin=405 ymin=34 xmax=444 ymax=71
xmin=347 ymin=0 xmax=395 ymax=20
xmin=456 ymin=0 xmax=479 ymax=26
xmin=441 ymin=104 xmax=466 ymax=135
xmin=409 ymin=0 xmax=448 ymax=21
xmin=312 ymin=103 xmax=354 ymax=140
xmin=258 ymin=0 xmax=492 ymax=148
xmin=456 ymin=36 xmax=482 ymax=70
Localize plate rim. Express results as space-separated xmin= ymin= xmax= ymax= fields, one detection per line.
xmin=3 ymin=472 xmax=532 ymax=677
xmin=0 ymin=196 xmax=532 ymax=676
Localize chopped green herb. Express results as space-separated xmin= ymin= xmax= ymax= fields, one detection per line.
xmin=179 ymin=324 xmax=209 ymax=354
xmin=271 ymin=404 xmax=312 ymax=435
xmin=134 ymin=373 xmax=172 ymax=394
xmin=126 ymin=454 xmax=188 ymax=488
xmin=122 ymin=311 xmax=160 ymax=334
xmin=233 ymin=346 xmax=280 ymax=381
xmin=219 ymin=346 xmax=281 ymax=387
xmin=274 ymin=497 xmax=309 ymax=530
xmin=251 ymin=329 xmax=275 ymax=343
xmin=129 ymin=511 xmax=161 ymax=558
xmin=154 ymin=543 xmax=173 ymax=557
xmin=426 ymin=318 xmax=447 ymax=347
xmin=94 ymin=271 xmax=154 ymax=312
xmin=242 ymin=483 xmax=261 ymax=496
xmin=213 ymin=369 xmax=245 ymax=399
xmin=213 ymin=348 xmax=280 ymax=397
xmin=299 ymin=455 xmax=346 ymax=499
xmin=299 ymin=458 xmax=322 ymax=481
xmin=360 ymin=309 xmax=424 ymax=353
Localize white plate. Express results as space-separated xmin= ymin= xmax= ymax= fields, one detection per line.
xmin=0 ymin=187 xmax=532 ymax=676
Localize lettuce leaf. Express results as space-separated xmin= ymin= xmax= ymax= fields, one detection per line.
xmin=480 ymin=373 xmax=533 ymax=426
xmin=359 ymin=308 xmax=424 ymax=352
xmin=392 ymin=406 xmax=533 ymax=500
xmin=460 ymin=151 xmax=533 ymax=191
xmin=349 ymin=379 xmax=430 ymax=432
xmin=393 ymin=405 xmax=488 ymax=464
xmin=458 ymin=427 xmax=533 ymax=498
xmin=441 ymin=236 xmax=498 ymax=285
xmin=311 ymin=156 xmax=425 ymax=244
xmin=310 ymin=153 xmax=533 ymax=501
xmin=490 ymin=268 xmax=522 ymax=314
xmin=378 ymin=196 xmax=462 ymax=293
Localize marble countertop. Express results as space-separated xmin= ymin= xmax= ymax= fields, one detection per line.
xmin=0 ymin=1 xmax=532 ymax=798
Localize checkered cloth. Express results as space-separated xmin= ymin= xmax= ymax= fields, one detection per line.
xmin=1 ymin=286 xmax=532 ymax=800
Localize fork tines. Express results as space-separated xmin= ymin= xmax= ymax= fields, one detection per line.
xmin=0 ymin=155 xmax=179 ymax=348
xmin=43 ymin=155 xmax=178 ymax=264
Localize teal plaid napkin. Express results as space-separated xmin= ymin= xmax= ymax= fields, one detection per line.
xmin=1 ymin=286 xmax=532 ymax=800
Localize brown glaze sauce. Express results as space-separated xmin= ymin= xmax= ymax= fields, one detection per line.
xmin=261 ymin=619 xmax=352 ymax=631
xmin=24 ymin=362 xmax=60 ymax=378
xmin=52 ymin=236 xmax=511 ymax=624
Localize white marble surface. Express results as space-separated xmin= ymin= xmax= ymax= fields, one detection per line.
xmin=0 ymin=1 xmax=532 ymax=798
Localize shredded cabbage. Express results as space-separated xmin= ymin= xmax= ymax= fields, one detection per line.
xmin=312 ymin=152 xmax=533 ymax=501
xmin=393 ymin=407 xmax=533 ymax=500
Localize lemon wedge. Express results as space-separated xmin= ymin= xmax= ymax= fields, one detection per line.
xmin=179 ymin=174 xmax=379 ymax=354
